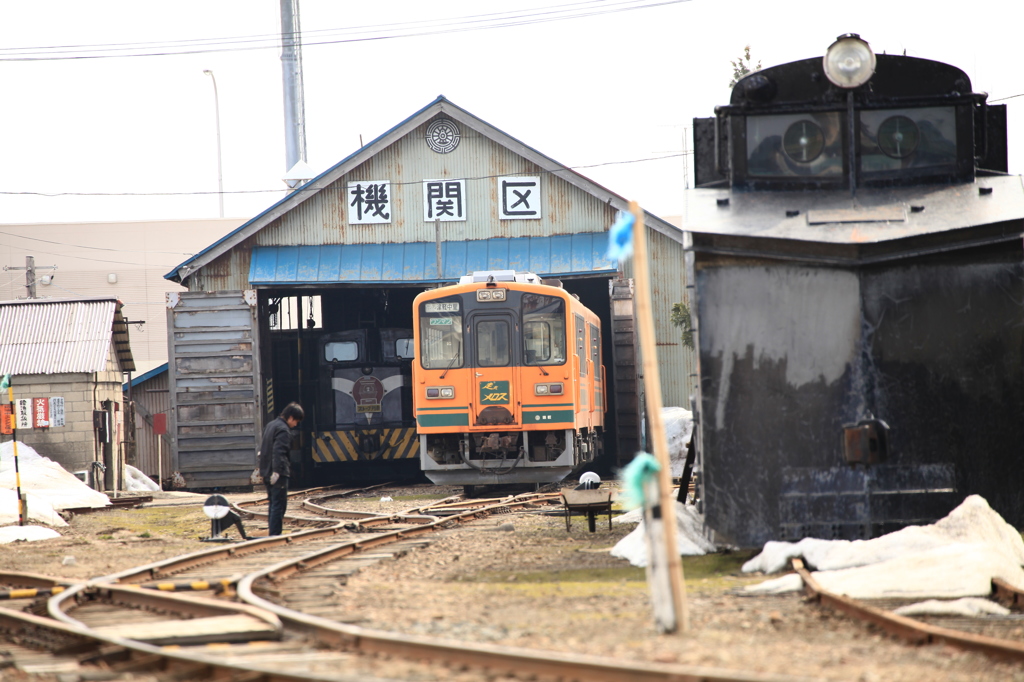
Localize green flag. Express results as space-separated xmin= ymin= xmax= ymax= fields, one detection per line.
xmin=0 ymin=374 xmax=9 ymax=391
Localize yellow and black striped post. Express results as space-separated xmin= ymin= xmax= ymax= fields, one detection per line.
xmin=2 ymin=373 xmax=27 ymax=526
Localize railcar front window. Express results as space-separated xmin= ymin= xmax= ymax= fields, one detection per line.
xmin=746 ymin=112 xmax=843 ymax=178
xmin=476 ymin=319 xmax=510 ymax=367
xmin=860 ymin=107 xmax=957 ymax=175
xmin=522 ymin=294 xmax=566 ymax=365
xmin=419 ymin=299 xmax=463 ymax=369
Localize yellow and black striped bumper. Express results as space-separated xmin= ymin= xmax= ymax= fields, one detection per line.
xmin=313 ymin=427 xmax=418 ymax=463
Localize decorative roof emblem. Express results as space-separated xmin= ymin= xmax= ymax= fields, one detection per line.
xmin=425 ymin=119 xmax=460 ymax=154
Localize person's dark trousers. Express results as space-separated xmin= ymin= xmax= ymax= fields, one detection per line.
xmin=267 ymin=478 xmax=289 ymax=536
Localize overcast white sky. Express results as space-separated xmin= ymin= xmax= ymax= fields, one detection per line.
xmin=1 ymin=0 xmax=1021 ymax=225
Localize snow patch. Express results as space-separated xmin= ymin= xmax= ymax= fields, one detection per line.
xmin=893 ymin=597 xmax=1010 ymax=618
xmin=125 ymin=465 xmax=160 ymax=492
xmin=742 ymin=496 xmax=1024 ymax=600
xmin=0 ymin=524 xmax=61 ymax=544
xmin=610 ymin=502 xmax=716 ymax=566
xmin=1 ymin=441 xmax=110 ymax=526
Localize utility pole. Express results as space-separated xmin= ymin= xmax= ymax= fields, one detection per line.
xmin=3 ymin=256 xmax=56 ymax=299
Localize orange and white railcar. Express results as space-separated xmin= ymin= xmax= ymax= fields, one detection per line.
xmin=413 ymin=271 xmax=605 ymax=487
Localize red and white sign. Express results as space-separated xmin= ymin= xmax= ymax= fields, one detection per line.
xmin=49 ymin=397 xmax=65 ymax=428
xmin=33 ymin=398 xmax=49 ymax=428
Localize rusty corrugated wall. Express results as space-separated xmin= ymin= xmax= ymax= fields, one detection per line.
xmin=130 ymin=369 xmax=171 ymax=483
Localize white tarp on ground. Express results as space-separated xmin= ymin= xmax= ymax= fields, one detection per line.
xmin=662 ymin=407 xmax=694 ymax=477
xmin=742 ymin=495 xmax=1024 ymax=600
xmin=125 ymin=465 xmax=160 ymax=492
xmin=1 ymin=440 xmax=110 ymax=528
xmin=611 ymin=502 xmax=716 ymax=566
xmin=0 ymin=524 xmax=61 ymax=544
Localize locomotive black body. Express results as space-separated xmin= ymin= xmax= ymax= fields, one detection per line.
xmin=312 ymin=328 xmax=418 ymax=465
xmin=686 ymin=35 xmax=1024 ymax=547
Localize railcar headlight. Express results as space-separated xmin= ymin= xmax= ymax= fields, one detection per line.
xmin=427 ymin=386 xmax=454 ymax=399
xmin=534 ymin=382 xmax=564 ymax=396
xmin=823 ymin=33 xmax=875 ymax=88
xmin=491 ymin=289 xmax=506 ymax=301
xmin=477 ymin=290 xmax=492 ymax=301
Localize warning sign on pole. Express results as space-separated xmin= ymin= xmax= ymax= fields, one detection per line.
xmin=0 ymin=405 xmax=11 ymax=435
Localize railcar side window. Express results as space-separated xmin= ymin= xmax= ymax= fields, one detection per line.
xmin=476 ymin=319 xmax=510 ymax=367
xmin=419 ymin=299 xmax=463 ymax=369
xmin=575 ymin=314 xmax=587 ymax=376
xmin=324 ymin=341 xmax=359 ymax=362
xmin=746 ymin=112 xmax=843 ymax=178
xmin=522 ymin=294 xmax=566 ymax=365
xmin=859 ymin=107 xmax=957 ymax=176
xmin=589 ymin=323 xmax=600 ymax=369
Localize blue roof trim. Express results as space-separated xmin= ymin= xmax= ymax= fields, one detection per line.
xmin=123 ymin=362 xmax=168 ymax=391
xmin=248 ymin=235 xmax=617 ymax=285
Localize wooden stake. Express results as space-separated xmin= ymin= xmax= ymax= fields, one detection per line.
xmin=630 ymin=200 xmax=689 ymax=633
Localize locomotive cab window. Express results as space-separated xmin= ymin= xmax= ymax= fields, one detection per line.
xmin=419 ymin=299 xmax=463 ymax=370
xmin=745 ymin=112 xmax=844 ymax=179
xmin=324 ymin=341 xmax=359 ymax=363
xmin=522 ymin=293 xmax=566 ymax=366
xmin=475 ymin=318 xmax=511 ymax=367
xmin=395 ymin=338 xmax=415 ymax=360
xmin=859 ymin=106 xmax=957 ymax=177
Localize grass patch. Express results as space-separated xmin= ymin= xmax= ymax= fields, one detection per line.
xmin=461 ymin=550 xmax=760 ymax=587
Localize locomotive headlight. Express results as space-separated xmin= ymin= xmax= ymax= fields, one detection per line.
xmin=823 ymin=33 xmax=875 ymax=88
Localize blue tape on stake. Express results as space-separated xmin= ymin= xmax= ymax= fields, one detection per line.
xmin=606 ymin=211 xmax=635 ymax=262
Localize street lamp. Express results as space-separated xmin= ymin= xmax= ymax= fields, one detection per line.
xmin=203 ymin=70 xmax=224 ymax=218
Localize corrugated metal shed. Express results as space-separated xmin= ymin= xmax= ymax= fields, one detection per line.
xmin=0 ymin=297 xmax=135 ymax=374
xmin=248 ymin=235 xmax=616 ymax=284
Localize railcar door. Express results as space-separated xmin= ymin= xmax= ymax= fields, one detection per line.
xmin=469 ymin=312 xmax=520 ymax=429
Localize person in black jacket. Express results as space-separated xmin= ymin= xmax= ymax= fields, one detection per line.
xmin=258 ymin=402 xmax=304 ymax=536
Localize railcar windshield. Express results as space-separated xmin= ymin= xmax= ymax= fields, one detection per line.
xmin=522 ymin=293 xmax=566 ymax=366
xmin=419 ymin=298 xmax=463 ymax=369
xmin=476 ymin=318 xmax=511 ymax=367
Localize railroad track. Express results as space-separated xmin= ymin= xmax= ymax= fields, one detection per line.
xmin=792 ymin=558 xmax=1024 ymax=661
xmin=0 ymin=490 xmax=811 ymax=682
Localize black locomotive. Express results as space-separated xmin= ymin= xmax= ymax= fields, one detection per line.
xmin=685 ymin=34 xmax=1022 ymax=547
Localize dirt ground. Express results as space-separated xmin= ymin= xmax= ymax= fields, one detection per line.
xmin=3 ymin=489 xmax=1024 ymax=681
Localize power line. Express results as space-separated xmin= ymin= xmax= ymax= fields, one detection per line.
xmin=0 ymin=0 xmax=690 ymax=62
xmin=0 ymin=229 xmax=196 ymax=256
xmin=0 ymin=151 xmax=691 ymax=198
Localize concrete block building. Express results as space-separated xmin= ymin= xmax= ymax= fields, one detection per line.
xmin=0 ymin=297 xmax=135 ymax=490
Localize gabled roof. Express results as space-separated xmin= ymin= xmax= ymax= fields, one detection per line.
xmin=0 ymin=297 xmax=135 ymax=375
xmin=165 ymin=95 xmax=682 ymax=284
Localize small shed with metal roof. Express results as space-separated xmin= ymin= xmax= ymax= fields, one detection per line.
xmin=0 ymin=297 xmax=135 ymax=490
xmin=164 ymin=96 xmax=693 ymax=489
